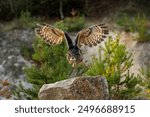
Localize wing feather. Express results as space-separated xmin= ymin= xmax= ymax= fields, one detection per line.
xmin=35 ymin=24 xmax=65 ymax=45
xmin=76 ymin=24 xmax=109 ymax=47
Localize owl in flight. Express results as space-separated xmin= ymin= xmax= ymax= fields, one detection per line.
xmin=35 ymin=23 xmax=108 ymax=67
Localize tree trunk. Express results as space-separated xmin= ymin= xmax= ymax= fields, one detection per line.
xmin=8 ymin=0 xmax=14 ymax=14
xmin=59 ymin=0 xmax=64 ymax=19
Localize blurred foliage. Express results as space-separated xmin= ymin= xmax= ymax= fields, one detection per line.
xmin=0 ymin=0 xmax=86 ymax=21
xmin=55 ymin=16 xmax=84 ymax=31
xmin=116 ymin=13 xmax=150 ymax=42
xmin=20 ymin=42 xmax=34 ymax=60
xmin=86 ymin=35 xmax=142 ymax=99
xmin=13 ymin=81 xmax=36 ymax=100
xmin=1 ymin=0 xmax=150 ymax=21
xmin=2 ymin=11 xmax=39 ymax=31
xmin=18 ymin=11 xmax=37 ymax=28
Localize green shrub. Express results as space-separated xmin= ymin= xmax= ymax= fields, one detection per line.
xmin=18 ymin=10 xmax=37 ymax=28
xmin=116 ymin=13 xmax=150 ymax=42
xmin=86 ymin=35 xmax=142 ymax=99
xmin=14 ymin=37 xmax=72 ymax=99
xmin=54 ymin=16 xmax=84 ymax=31
xmin=20 ymin=43 xmax=33 ymax=60
xmin=116 ymin=14 xmax=133 ymax=32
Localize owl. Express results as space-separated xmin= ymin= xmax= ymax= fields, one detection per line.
xmin=35 ymin=23 xmax=108 ymax=67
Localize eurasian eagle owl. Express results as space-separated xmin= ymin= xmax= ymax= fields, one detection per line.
xmin=35 ymin=23 xmax=108 ymax=67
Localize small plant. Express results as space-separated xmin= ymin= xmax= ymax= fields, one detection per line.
xmin=140 ymin=62 xmax=150 ymax=99
xmin=18 ymin=10 xmax=37 ymax=28
xmin=116 ymin=13 xmax=150 ymax=42
xmin=13 ymin=37 xmax=73 ymax=99
xmin=54 ymin=20 xmax=68 ymax=31
xmin=20 ymin=43 xmax=33 ymax=60
xmin=116 ymin=14 xmax=133 ymax=32
xmin=55 ymin=16 xmax=84 ymax=31
xmin=86 ymin=35 xmax=142 ymax=99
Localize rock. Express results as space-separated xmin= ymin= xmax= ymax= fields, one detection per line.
xmin=0 ymin=29 xmax=34 ymax=99
xmin=38 ymin=76 xmax=109 ymax=100
xmin=0 ymin=65 xmax=5 ymax=74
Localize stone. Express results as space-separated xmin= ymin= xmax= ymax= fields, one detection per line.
xmin=38 ymin=76 xmax=109 ymax=100
xmin=0 ymin=29 xmax=34 ymax=99
xmin=0 ymin=65 xmax=5 ymax=74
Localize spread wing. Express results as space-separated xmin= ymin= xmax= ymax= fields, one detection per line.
xmin=75 ymin=24 xmax=109 ymax=47
xmin=35 ymin=24 xmax=65 ymax=45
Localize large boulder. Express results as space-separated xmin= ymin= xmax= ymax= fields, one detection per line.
xmin=38 ymin=76 xmax=109 ymax=100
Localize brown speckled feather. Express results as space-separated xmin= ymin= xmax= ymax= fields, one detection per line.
xmin=76 ymin=24 xmax=108 ymax=47
xmin=35 ymin=24 xmax=64 ymax=45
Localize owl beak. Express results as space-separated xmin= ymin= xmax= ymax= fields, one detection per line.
xmin=72 ymin=62 xmax=76 ymax=68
